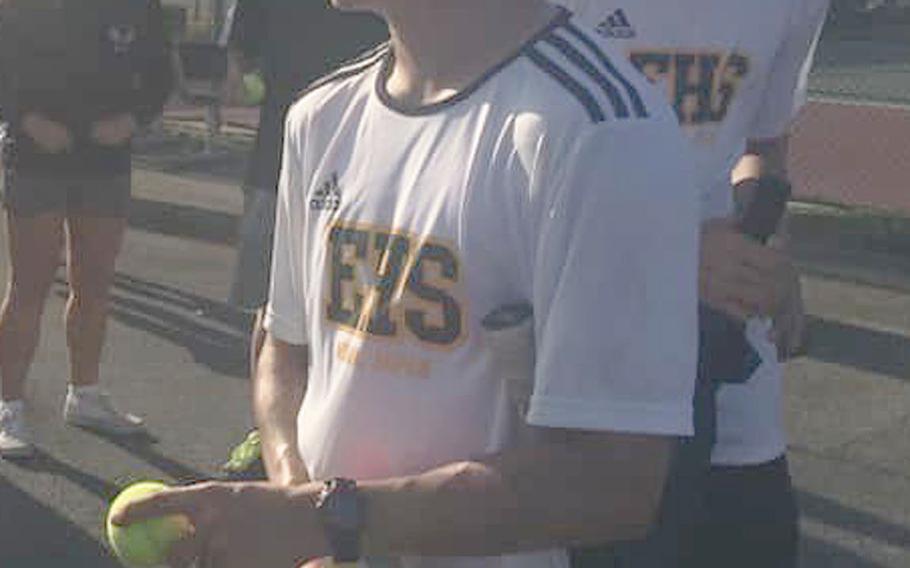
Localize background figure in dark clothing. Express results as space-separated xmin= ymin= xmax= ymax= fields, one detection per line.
xmin=0 ymin=0 xmax=172 ymax=458
xmin=221 ymin=0 xmax=386 ymax=479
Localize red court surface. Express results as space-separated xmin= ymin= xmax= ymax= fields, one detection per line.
xmin=790 ymin=100 xmax=910 ymax=214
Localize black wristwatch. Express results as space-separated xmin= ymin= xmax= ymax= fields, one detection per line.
xmin=315 ymin=478 xmax=364 ymax=563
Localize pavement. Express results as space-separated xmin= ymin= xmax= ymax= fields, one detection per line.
xmin=2 ymin=25 xmax=910 ymax=568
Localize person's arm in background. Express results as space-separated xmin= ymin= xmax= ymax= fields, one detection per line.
xmin=701 ymin=1 xmax=828 ymax=349
xmin=734 ymin=0 xmax=830 ymax=357
xmin=729 ymin=136 xmax=806 ymax=357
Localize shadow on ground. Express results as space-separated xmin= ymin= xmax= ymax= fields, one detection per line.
xmin=53 ymin=273 xmax=251 ymax=378
xmin=128 ymin=197 xmax=238 ymax=245
xmin=133 ymin=130 xmax=249 ymax=185
xmin=0 ymin=470 xmax=120 ymax=568
xmin=67 ymin=429 xmax=208 ymax=484
xmin=803 ymin=315 xmax=910 ymax=381
xmin=799 ymin=489 xmax=910 ymax=552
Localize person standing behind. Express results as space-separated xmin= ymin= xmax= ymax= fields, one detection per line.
xmin=0 ymin=0 xmax=173 ymax=458
xmin=221 ymin=0 xmax=387 ymax=479
xmin=557 ymin=1 xmax=829 ymax=566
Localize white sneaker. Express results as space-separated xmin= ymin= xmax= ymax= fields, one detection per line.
xmin=63 ymin=387 xmax=145 ymax=436
xmin=0 ymin=400 xmax=34 ymax=458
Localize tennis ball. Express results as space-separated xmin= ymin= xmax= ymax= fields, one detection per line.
xmin=242 ymin=73 xmax=266 ymax=106
xmin=106 ymin=481 xmax=191 ymax=568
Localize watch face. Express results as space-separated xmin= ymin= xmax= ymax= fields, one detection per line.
xmin=318 ymin=478 xmax=363 ymax=562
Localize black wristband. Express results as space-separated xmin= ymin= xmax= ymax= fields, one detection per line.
xmin=734 ymin=175 xmax=792 ymax=244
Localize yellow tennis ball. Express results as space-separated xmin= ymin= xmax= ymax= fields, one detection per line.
xmin=242 ymin=72 xmax=266 ymax=106
xmin=106 ymin=481 xmax=191 ymax=568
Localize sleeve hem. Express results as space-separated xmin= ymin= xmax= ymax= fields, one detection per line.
xmin=526 ymin=396 xmax=694 ymax=437
xmin=263 ymin=309 xmax=307 ymax=345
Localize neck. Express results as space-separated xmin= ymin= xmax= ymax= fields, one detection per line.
xmin=381 ymin=0 xmax=557 ymax=109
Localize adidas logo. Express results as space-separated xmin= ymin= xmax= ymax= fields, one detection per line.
xmin=310 ymin=172 xmax=342 ymax=211
xmin=595 ymin=9 xmax=636 ymax=39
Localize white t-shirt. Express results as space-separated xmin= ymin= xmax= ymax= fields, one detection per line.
xmin=556 ymin=0 xmax=829 ymax=465
xmin=265 ymin=9 xmax=699 ymax=567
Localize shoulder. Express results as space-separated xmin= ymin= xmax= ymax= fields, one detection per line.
xmin=505 ymin=11 xmax=680 ymax=162
xmin=514 ymin=9 xmax=666 ymax=127
xmin=285 ymin=42 xmax=388 ymax=135
xmin=287 ymin=42 xmax=389 ymax=124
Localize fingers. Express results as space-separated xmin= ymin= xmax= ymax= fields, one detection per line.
xmin=166 ymin=529 xmax=204 ymax=568
xmin=700 ymin=262 xmax=778 ymax=319
xmin=199 ymin=533 xmax=233 ymax=568
xmin=770 ymin=272 xmax=808 ymax=360
xmin=111 ymin=483 xmax=216 ymax=526
xmin=700 ymin=221 xmax=793 ymax=319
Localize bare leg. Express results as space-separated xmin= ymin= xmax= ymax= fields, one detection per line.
xmin=64 ymin=215 xmax=126 ymax=388
xmin=0 ymin=212 xmax=65 ymax=401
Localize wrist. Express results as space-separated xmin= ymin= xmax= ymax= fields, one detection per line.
xmin=314 ymin=478 xmax=365 ymax=563
xmin=289 ymin=484 xmax=333 ymax=560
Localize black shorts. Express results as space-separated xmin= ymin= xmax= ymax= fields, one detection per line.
xmin=571 ymin=455 xmax=797 ymax=568
xmin=685 ymin=456 xmax=799 ymax=568
xmin=1 ymin=167 xmax=131 ymax=217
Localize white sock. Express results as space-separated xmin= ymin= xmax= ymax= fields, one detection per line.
xmin=69 ymin=384 xmax=102 ymax=397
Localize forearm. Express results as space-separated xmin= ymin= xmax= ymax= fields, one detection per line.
xmin=254 ymin=335 xmax=310 ymax=485
xmin=352 ymin=431 xmax=673 ymax=557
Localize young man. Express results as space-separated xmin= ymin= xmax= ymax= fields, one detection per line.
xmin=221 ymin=0 xmax=387 ymax=479
xmin=557 ymin=1 xmax=830 ymax=566
xmin=114 ymin=1 xmax=700 ymax=566
xmin=0 ymin=0 xmax=172 ymax=457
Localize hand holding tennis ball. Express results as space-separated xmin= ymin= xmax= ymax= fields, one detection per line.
xmin=106 ymin=481 xmax=192 ymax=567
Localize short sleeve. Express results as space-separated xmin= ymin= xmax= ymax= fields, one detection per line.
xmin=264 ymin=112 xmax=308 ymax=345
xmin=748 ymin=0 xmax=830 ymax=140
xmin=527 ymin=119 xmax=700 ymax=436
